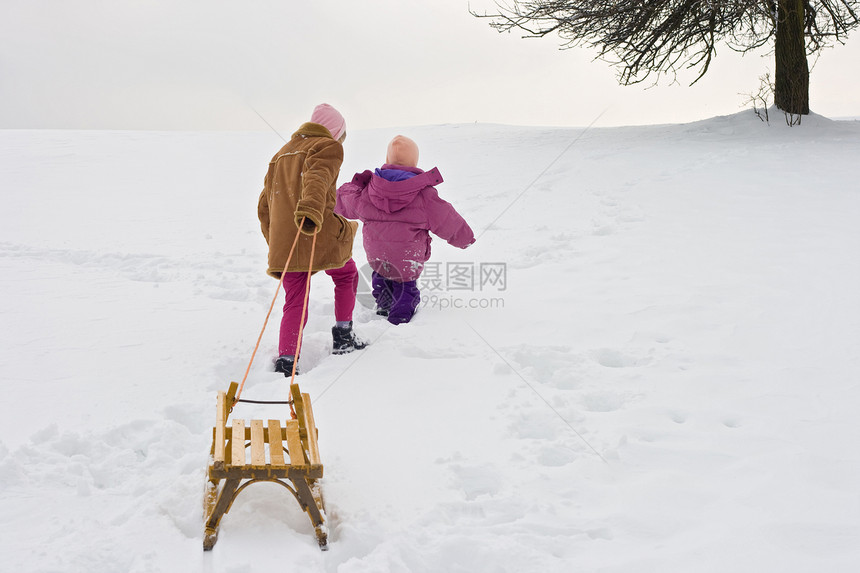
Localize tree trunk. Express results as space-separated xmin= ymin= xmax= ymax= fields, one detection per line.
xmin=774 ymin=0 xmax=810 ymax=114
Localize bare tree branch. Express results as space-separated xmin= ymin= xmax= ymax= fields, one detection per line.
xmin=472 ymin=1 xmax=859 ymax=86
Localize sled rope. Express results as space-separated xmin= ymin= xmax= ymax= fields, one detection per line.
xmin=292 ymin=226 xmax=318 ymax=378
xmin=234 ymin=218 xmax=317 ymax=407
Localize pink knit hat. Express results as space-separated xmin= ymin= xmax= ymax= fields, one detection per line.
xmin=386 ymin=135 xmax=419 ymax=168
xmin=310 ymin=103 xmax=346 ymax=140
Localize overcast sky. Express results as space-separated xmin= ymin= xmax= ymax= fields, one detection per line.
xmin=2 ymin=0 xmax=859 ymax=131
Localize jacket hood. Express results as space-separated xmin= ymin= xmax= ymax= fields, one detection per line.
xmin=292 ymin=122 xmax=335 ymax=139
xmin=366 ymin=165 xmax=443 ymax=214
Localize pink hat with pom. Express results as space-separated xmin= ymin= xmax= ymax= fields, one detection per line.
xmin=310 ymin=103 xmax=346 ymax=140
xmin=386 ymin=135 xmax=419 ymax=168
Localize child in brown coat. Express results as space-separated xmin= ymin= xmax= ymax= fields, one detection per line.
xmin=257 ymin=104 xmax=366 ymax=374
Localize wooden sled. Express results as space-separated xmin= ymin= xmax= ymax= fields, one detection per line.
xmin=204 ymin=381 xmax=328 ymax=550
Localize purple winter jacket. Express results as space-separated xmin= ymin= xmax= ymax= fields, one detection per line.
xmin=335 ymin=164 xmax=475 ymax=282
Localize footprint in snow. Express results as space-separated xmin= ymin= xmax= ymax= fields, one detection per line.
xmin=592 ymin=224 xmax=615 ymax=236
xmin=587 ymin=528 xmax=614 ymax=540
xmin=669 ymin=410 xmax=688 ymax=424
xmin=537 ymin=445 xmax=578 ymax=467
xmin=591 ymin=348 xmax=647 ymax=368
xmin=449 ymin=464 xmax=502 ymax=501
xmin=401 ymin=346 xmax=468 ymax=359
xmin=581 ymin=391 xmax=627 ymax=413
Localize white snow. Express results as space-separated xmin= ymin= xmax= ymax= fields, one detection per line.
xmin=2 ymin=111 xmax=860 ymax=572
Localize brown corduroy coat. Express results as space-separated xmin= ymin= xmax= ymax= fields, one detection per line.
xmin=257 ymin=123 xmax=358 ymax=278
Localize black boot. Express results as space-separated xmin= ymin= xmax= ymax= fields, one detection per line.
xmin=332 ymin=321 xmax=367 ymax=355
xmin=274 ymin=355 xmax=299 ymax=376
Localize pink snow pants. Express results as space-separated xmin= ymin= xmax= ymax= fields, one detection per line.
xmin=278 ymin=258 xmax=358 ymax=356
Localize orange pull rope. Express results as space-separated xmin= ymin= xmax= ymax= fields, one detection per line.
xmin=287 ymin=229 xmax=318 ymax=419
xmin=290 ymin=230 xmax=318 ymax=380
xmin=234 ymin=219 xmax=311 ymax=403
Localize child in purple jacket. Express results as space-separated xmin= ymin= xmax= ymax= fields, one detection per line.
xmin=335 ymin=135 xmax=475 ymax=324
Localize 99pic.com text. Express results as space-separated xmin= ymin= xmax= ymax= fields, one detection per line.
xmin=420 ymin=294 xmax=505 ymax=311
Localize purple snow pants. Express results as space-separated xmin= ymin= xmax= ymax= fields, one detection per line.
xmin=372 ymin=271 xmax=420 ymax=325
xmin=279 ymin=258 xmax=358 ymax=356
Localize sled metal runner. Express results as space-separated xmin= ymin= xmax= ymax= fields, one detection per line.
xmin=204 ymin=381 xmax=328 ymax=550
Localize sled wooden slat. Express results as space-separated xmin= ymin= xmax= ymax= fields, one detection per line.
xmin=268 ymin=419 xmax=285 ymax=466
xmin=285 ymin=420 xmax=305 ymax=468
xmin=232 ymin=419 xmax=246 ymax=468
xmin=250 ymin=420 xmax=266 ymax=468
xmin=301 ymin=393 xmax=321 ymax=466
xmin=213 ymin=392 xmax=227 ymax=471
xmin=204 ymin=382 xmax=327 ymax=551
xmin=292 ymin=386 xmax=309 ymax=441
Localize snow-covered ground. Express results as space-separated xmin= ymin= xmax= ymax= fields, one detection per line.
xmin=1 ymin=111 xmax=859 ymax=572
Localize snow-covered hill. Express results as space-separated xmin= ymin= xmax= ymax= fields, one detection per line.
xmin=2 ymin=112 xmax=859 ymax=572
